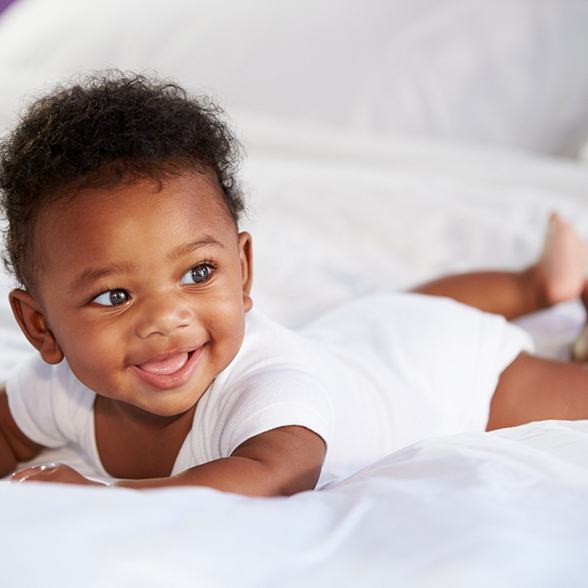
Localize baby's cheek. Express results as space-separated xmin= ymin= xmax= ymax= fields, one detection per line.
xmin=208 ymin=312 xmax=245 ymax=366
xmin=63 ymin=334 xmax=124 ymax=392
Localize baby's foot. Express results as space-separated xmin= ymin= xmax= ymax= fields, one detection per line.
xmin=533 ymin=212 xmax=588 ymax=306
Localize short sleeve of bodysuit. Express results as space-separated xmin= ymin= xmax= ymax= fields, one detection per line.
xmin=216 ymin=367 xmax=333 ymax=457
xmin=5 ymin=356 xmax=94 ymax=449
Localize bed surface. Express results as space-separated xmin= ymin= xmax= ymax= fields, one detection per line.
xmin=2 ymin=420 xmax=588 ymax=587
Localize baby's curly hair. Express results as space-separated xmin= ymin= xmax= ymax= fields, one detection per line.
xmin=0 ymin=71 xmax=244 ymax=289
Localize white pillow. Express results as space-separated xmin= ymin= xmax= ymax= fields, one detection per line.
xmin=0 ymin=0 xmax=587 ymax=156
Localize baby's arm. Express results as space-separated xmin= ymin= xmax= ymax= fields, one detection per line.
xmin=0 ymin=386 xmax=44 ymax=476
xmin=12 ymin=425 xmax=327 ymax=496
xmin=120 ymin=425 xmax=325 ymax=495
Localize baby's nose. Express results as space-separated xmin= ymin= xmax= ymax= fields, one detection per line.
xmin=135 ymin=295 xmax=192 ymax=339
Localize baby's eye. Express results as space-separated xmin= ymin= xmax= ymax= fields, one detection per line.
xmin=181 ymin=264 xmax=213 ymax=285
xmin=92 ymin=289 xmax=130 ymax=306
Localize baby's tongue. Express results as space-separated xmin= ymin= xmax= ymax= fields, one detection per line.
xmin=138 ymin=352 xmax=188 ymax=375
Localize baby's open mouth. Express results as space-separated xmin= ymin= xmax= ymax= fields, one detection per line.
xmin=138 ymin=351 xmax=192 ymax=375
xmin=130 ymin=348 xmax=201 ymax=390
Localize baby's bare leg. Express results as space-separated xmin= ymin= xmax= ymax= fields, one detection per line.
xmin=412 ymin=213 xmax=588 ymax=320
xmin=487 ymin=352 xmax=588 ymax=430
xmin=411 ymin=269 xmax=542 ymax=320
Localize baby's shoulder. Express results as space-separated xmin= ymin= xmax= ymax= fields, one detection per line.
xmin=5 ymin=355 xmax=95 ymax=448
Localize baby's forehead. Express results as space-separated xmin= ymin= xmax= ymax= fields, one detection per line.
xmin=33 ymin=170 xmax=239 ymax=264
xmin=45 ymin=168 xmax=235 ymax=223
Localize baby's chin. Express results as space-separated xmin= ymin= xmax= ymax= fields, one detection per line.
xmin=122 ymin=395 xmax=199 ymax=420
xmin=141 ymin=401 xmax=197 ymax=419
xmin=92 ymin=386 xmax=200 ymax=423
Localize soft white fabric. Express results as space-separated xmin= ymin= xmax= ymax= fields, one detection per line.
xmin=5 ymin=294 xmax=532 ymax=487
xmin=2 ymin=420 xmax=588 ymax=588
xmin=1 ymin=0 xmax=588 ymax=156
xmin=240 ymin=147 xmax=588 ymax=337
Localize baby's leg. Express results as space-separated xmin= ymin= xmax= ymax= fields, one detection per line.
xmin=487 ymin=352 xmax=588 ymax=430
xmin=412 ymin=213 xmax=588 ymax=320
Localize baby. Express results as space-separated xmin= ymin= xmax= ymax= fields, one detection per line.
xmin=1 ymin=73 xmax=588 ymax=495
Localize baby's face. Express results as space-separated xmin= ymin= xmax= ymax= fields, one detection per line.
xmin=21 ymin=171 xmax=252 ymax=418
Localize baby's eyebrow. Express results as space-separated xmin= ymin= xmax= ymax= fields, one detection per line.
xmin=70 ymin=262 xmax=136 ymax=294
xmin=167 ymin=236 xmax=225 ymax=261
xmin=69 ymin=237 xmax=224 ymax=294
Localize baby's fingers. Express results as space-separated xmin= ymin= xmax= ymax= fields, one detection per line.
xmin=10 ymin=463 xmax=103 ymax=486
xmin=11 ymin=462 xmax=60 ymax=483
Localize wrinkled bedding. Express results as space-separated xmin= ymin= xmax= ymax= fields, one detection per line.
xmin=1 ymin=420 xmax=587 ymax=587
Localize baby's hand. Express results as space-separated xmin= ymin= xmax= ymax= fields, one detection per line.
xmin=10 ymin=463 xmax=107 ymax=487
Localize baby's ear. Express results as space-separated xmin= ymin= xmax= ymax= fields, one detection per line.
xmin=9 ymin=289 xmax=64 ymax=364
xmin=238 ymin=231 xmax=254 ymax=312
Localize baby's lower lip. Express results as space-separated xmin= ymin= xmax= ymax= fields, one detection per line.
xmin=129 ymin=348 xmax=203 ymax=390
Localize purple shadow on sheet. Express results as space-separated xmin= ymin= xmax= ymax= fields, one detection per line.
xmin=0 ymin=0 xmax=17 ymax=14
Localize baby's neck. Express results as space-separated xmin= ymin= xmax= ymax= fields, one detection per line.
xmin=108 ymin=398 xmax=195 ymax=430
xmin=94 ymin=397 xmax=197 ymax=479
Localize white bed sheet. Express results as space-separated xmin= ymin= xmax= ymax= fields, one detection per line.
xmin=1 ymin=420 xmax=587 ymax=587
xmin=1 ymin=123 xmax=588 ymax=585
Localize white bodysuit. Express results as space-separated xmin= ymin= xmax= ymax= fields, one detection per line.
xmin=5 ymin=294 xmax=532 ymax=487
